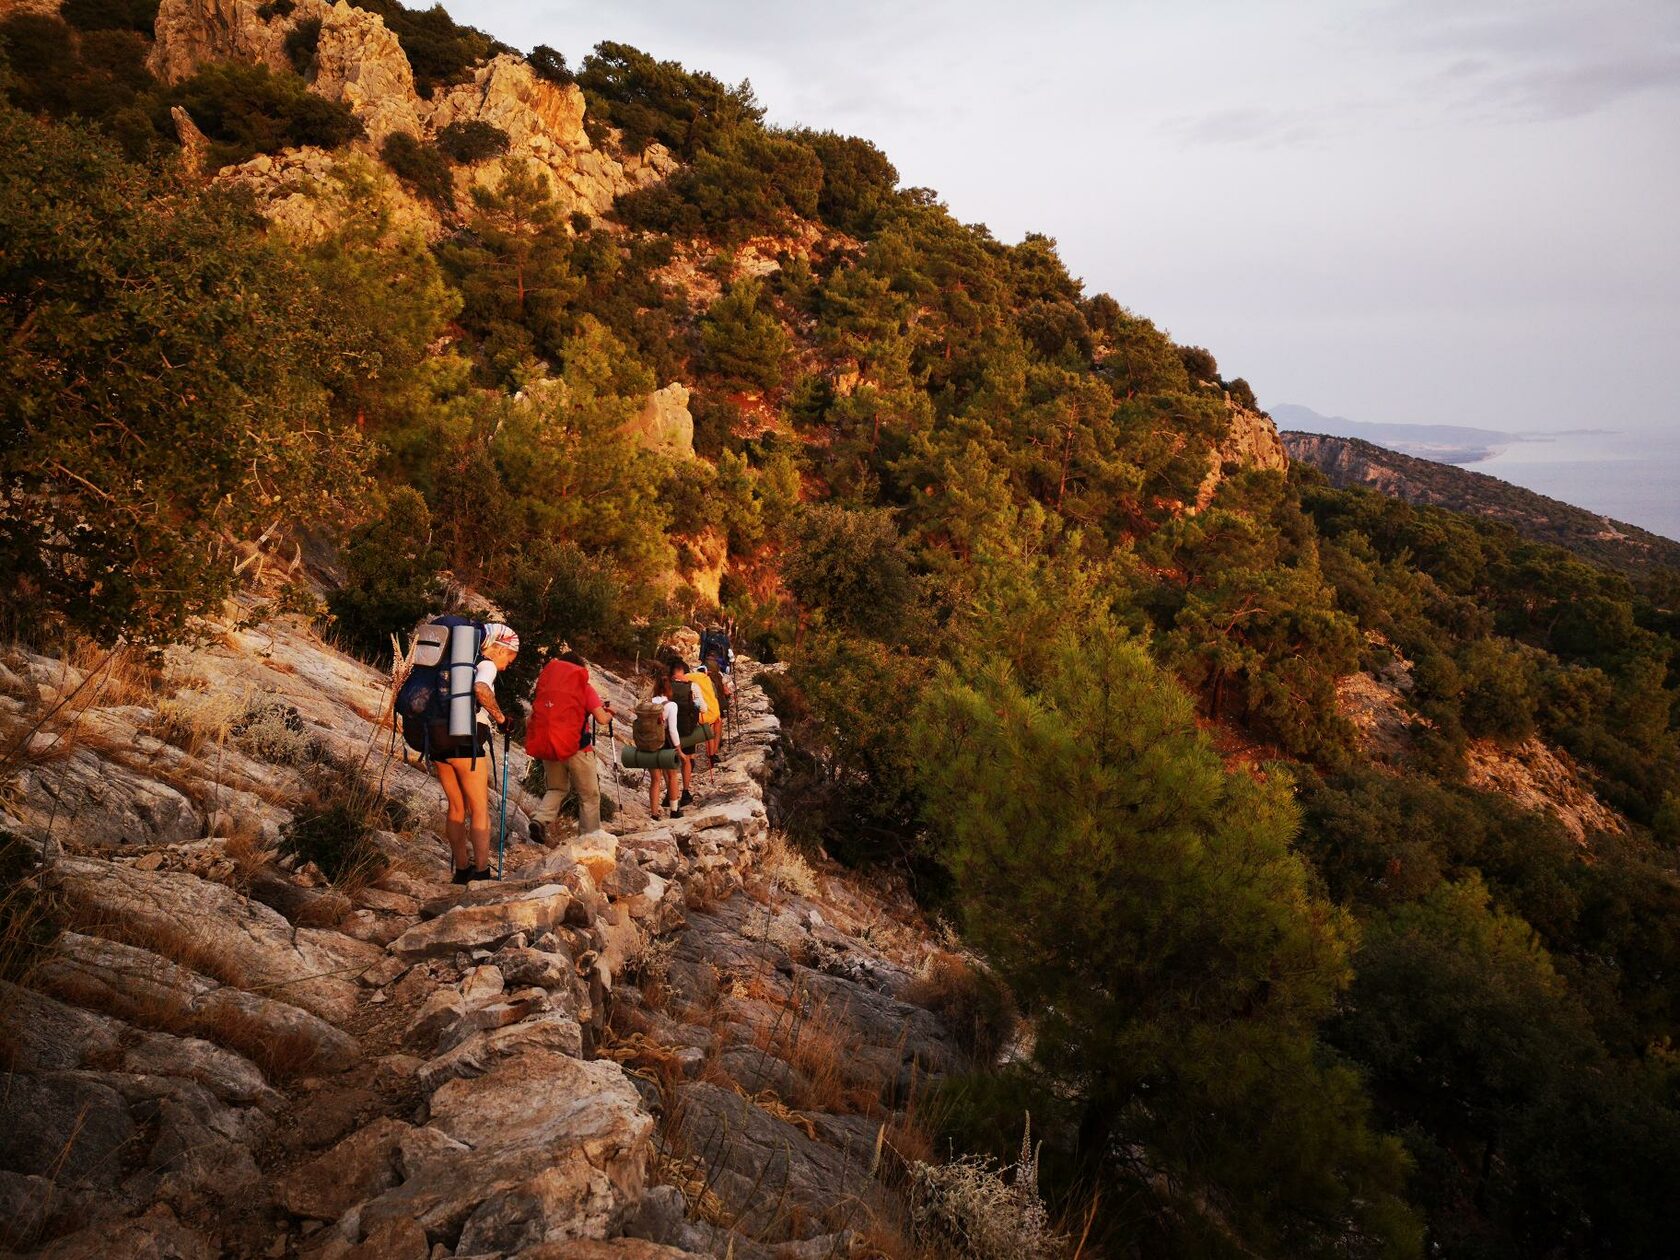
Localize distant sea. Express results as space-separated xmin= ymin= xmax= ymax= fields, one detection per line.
xmin=1470 ymin=429 xmax=1680 ymax=544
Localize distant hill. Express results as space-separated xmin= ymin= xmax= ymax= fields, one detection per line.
xmin=1272 ymin=402 xmax=1514 ymax=463
xmin=1284 ymin=431 xmax=1680 ymax=577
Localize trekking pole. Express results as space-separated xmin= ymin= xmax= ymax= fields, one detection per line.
xmin=497 ymin=728 xmax=510 ymax=880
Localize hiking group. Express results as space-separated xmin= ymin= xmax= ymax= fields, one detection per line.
xmin=394 ymin=616 xmax=735 ymax=883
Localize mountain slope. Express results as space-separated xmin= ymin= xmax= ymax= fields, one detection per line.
xmin=1284 ymin=430 xmax=1680 ymax=577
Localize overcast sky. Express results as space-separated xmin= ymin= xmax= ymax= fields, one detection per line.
xmin=474 ymin=0 xmax=1680 ymax=437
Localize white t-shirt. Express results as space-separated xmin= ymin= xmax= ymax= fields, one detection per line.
xmin=475 ymin=658 xmax=498 ymax=729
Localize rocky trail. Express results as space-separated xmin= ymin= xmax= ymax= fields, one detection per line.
xmin=0 ymin=619 xmax=973 ymax=1259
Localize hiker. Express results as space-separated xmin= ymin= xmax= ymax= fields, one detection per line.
xmin=639 ymin=671 xmax=683 ymax=819
xmin=667 ymin=658 xmax=709 ymax=808
xmin=428 ymin=622 xmax=518 ymax=884
xmin=705 ymin=654 xmax=732 ymax=752
xmin=526 ymin=650 xmax=615 ymax=849
xmin=701 ymin=624 xmax=734 ymax=676
xmin=685 ymin=658 xmax=723 ymax=763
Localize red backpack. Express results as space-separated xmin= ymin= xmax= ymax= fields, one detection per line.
xmin=526 ymin=659 xmax=591 ymax=761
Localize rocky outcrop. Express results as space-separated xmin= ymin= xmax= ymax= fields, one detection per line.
xmin=629 ymin=383 xmax=696 ymax=458
xmin=1465 ymin=736 xmax=1627 ymax=842
xmin=1195 ymin=401 xmax=1289 ymax=510
xmin=152 ymin=0 xmax=672 ymax=236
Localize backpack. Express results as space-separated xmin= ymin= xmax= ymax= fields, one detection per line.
xmin=527 ymin=659 xmax=590 ymax=762
xmin=705 ymin=661 xmax=731 ymax=720
xmin=700 ymin=628 xmax=732 ymax=671
xmin=395 ymin=615 xmax=485 ymax=755
xmin=632 ymin=699 xmax=669 ymax=753
xmin=673 ymin=679 xmax=700 ymax=738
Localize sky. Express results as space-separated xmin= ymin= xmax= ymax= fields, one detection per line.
xmin=471 ymin=0 xmax=1680 ymax=440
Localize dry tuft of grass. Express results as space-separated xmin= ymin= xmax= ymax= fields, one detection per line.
xmin=0 ymin=830 xmax=59 ymax=987
xmin=905 ymin=950 xmax=1019 ymax=1066
xmin=761 ymin=830 xmax=821 ymax=899
xmin=905 ymin=1116 xmax=1068 ymax=1260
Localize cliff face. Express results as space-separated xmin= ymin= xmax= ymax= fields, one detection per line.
xmin=152 ymin=0 xmax=673 ymax=230
xmin=1194 ymin=401 xmax=1289 ymax=510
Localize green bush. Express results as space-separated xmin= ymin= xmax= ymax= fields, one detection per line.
xmin=527 ymin=44 xmax=571 ymax=85
xmin=282 ymin=16 xmax=320 ymax=76
xmin=379 ymin=130 xmax=453 ymax=206
xmin=278 ymin=763 xmax=404 ymax=886
xmin=0 ymin=105 xmax=371 ymax=645
xmin=436 ymin=117 xmax=508 ymax=163
xmin=256 ymin=0 xmax=296 ymax=19
xmin=60 ymin=0 xmax=157 ymax=33
xmin=171 ymin=61 xmax=363 ymax=168
xmin=698 ymin=279 xmax=788 ymax=391
xmin=326 ymin=487 xmax=444 ymax=663
xmin=576 ymin=39 xmax=762 ymax=157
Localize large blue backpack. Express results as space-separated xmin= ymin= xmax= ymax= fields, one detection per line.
xmin=700 ymin=626 xmax=732 ymax=673
xmin=396 ymin=615 xmax=486 ymax=757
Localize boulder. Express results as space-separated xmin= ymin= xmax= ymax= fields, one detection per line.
xmin=627 ymin=384 xmax=694 ymax=458
xmin=30 ymin=1208 xmax=215 ymax=1260
xmin=354 ymin=1049 xmax=651 ymax=1253
xmin=389 ymin=886 xmax=571 ymax=959
xmin=275 ymin=1117 xmax=413 ymax=1221
xmin=413 ymin=1010 xmax=585 ymax=1094
xmin=514 ymin=1240 xmax=703 ymax=1258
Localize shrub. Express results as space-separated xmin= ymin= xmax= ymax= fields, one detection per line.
xmin=326 ymin=486 xmax=445 ymax=663
xmin=379 ymin=129 xmax=453 ymax=207
xmin=278 ymin=762 xmax=402 ymax=886
xmin=256 ymin=0 xmax=296 ymax=19
xmin=282 ymin=15 xmax=320 ymax=76
xmin=698 ymin=279 xmax=788 ymax=391
xmin=436 ymin=117 xmax=508 ymax=163
xmin=1225 ymin=375 xmax=1259 ymax=410
xmin=171 ymin=61 xmax=364 ymax=167
xmin=527 ymin=43 xmax=572 ymax=85
xmin=232 ymin=700 xmax=317 ymax=765
xmin=907 ymin=1119 xmax=1066 ymax=1260
xmin=906 ymin=951 xmax=1018 ymax=1064
xmin=60 ymin=0 xmax=157 ymax=33
xmin=0 ymin=106 xmax=372 ymax=646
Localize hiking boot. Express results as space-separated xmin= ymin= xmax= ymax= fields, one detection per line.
xmin=670 ymin=807 xmax=684 ymax=819
xmin=678 ymin=789 xmax=694 ymax=808
xmin=451 ymin=867 xmax=472 ymax=885
xmin=529 ymin=820 xmax=546 ymax=848
xmin=470 ymin=866 xmax=494 ymax=882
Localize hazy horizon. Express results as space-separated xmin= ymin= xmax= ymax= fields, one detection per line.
xmin=472 ymin=0 xmax=1680 ymax=449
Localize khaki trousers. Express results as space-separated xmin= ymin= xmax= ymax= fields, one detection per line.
xmin=534 ymin=747 xmax=600 ymax=835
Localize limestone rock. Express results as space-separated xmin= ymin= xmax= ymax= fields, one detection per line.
xmin=413 ymin=1010 xmax=585 ymax=1094
xmin=50 ymin=858 xmax=379 ymax=1023
xmin=309 ymin=0 xmax=421 ymax=144
xmin=29 ymin=1209 xmax=215 ymax=1260
xmin=276 ymin=1116 xmax=413 ymax=1221
xmin=514 ymin=1240 xmax=703 ymax=1258
xmin=1194 ymin=401 xmax=1288 ymax=511
xmin=353 ymin=1049 xmax=652 ymax=1253
xmin=389 ymin=885 xmax=571 ymax=959
xmin=627 ymin=384 xmax=694 ymax=458
xmin=36 ymin=931 xmax=358 ymax=1072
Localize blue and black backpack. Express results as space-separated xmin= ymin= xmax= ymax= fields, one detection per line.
xmin=396 ymin=614 xmax=486 ymax=759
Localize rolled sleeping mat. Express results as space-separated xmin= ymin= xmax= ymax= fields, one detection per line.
xmin=681 ymin=723 xmax=717 ymax=750
xmin=447 ymin=622 xmax=477 ymax=737
xmin=620 ymin=745 xmax=684 ymax=771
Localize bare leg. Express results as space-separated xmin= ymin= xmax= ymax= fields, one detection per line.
xmin=434 ymin=761 xmax=469 ymax=871
xmin=447 ymin=755 xmax=492 ymax=872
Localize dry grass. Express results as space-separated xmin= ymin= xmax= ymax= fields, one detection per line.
xmin=904 ymin=950 xmax=1019 ymax=1065
xmin=760 ymin=830 xmax=821 ymax=899
xmin=0 ymin=831 xmax=59 ymax=987
xmin=62 ymin=900 xmax=250 ymax=991
xmin=220 ymin=814 xmax=271 ymax=892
